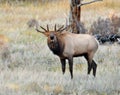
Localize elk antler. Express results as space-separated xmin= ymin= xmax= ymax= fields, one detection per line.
xmin=36 ymin=25 xmax=49 ymax=33
xmin=57 ymin=25 xmax=64 ymax=32
xmin=54 ymin=24 xmax=57 ymax=31
xmin=40 ymin=26 xmax=48 ymax=32
xmin=35 ymin=28 xmax=44 ymax=33
xmin=58 ymin=25 xmax=71 ymax=32
xmin=47 ymin=24 xmax=49 ymax=31
xmin=35 ymin=26 xmax=50 ymax=36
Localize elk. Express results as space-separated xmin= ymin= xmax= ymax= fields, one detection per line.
xmin=36 ymin=25 xmax=99 ymax=79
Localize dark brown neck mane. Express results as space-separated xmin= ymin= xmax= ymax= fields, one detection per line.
xmin=47 ymin=37 xmax=64 ymax=56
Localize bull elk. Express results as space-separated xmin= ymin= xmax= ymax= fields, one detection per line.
xmin=36 ymin=25 xmax=99 ymax=79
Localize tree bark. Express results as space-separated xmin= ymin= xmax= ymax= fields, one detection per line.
xmin=69 ymin=0 xmax=103 ymax=34
xmin=70 ymin=0 xmax=81 ymax=34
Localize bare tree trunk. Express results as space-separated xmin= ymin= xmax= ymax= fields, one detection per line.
xmin=70 ymin=0 xmax=81 ymax=34
xmin=76 ymin=0 xmax=81 ymax=21
xmin=69 ymin=0 xmax=103 ymax=34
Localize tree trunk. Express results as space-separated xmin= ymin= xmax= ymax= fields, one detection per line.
xmin=70 ymin=0 xmax=81 ymax=34
xmin=69 ymin=0 xmax=103 ymax=34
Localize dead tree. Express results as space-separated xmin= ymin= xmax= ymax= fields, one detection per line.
xmin=69 ymin=0 xmax=103 ymax=34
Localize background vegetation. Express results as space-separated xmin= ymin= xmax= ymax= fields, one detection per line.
xmin=0 ymin=0 xmax=120 ymax=95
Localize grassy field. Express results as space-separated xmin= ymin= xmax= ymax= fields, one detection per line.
xmin=0 ymin=0 xmax=120 ymax=95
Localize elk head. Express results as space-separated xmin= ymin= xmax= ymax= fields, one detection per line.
xmin=36 ymin=25 xmax=66 ymax=55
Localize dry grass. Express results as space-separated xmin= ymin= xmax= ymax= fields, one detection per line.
xmin=0 ymin=0 xmax=120 ymax=95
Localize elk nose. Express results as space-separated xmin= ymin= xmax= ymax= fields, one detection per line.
xmin=50 ymin=36 xmax=54 ymax=40
xmin=50 ymin=35 xmax=54 ymax=40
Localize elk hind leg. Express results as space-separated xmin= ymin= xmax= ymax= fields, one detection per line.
xmin=68 ymin=56 xmax=73 ymax=79
xmin=84 ymin=54 xmax=92 ymax=75
xmin=87 ymin=63 xmax=92 ymax=75
xmin=92 ymin=60 xmax=97 ymax=77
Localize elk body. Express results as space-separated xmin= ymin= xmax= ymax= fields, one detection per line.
xmin=36 ymin=25 xmax=99 ymax=79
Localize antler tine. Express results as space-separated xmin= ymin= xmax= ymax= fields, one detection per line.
xmin=47 ymin=24 xmax=49 ymax=32
xmin=35 ymin=28 xmax=44 ymax=33
xmin=54 ymin=24 xmax=57 ymax=31
xmin=57 ymin=25 xmax=64 ymax=32
xmin=40 ymin=26 xmax=48 ymax=32
xmin=59 ymin=25 xmax=71 ymax=32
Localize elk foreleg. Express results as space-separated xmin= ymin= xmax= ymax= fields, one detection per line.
xmin=60 ymin=59 xmax=66 ymax=74
xmin=68 ymin=56 xmax=73 ymax=79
